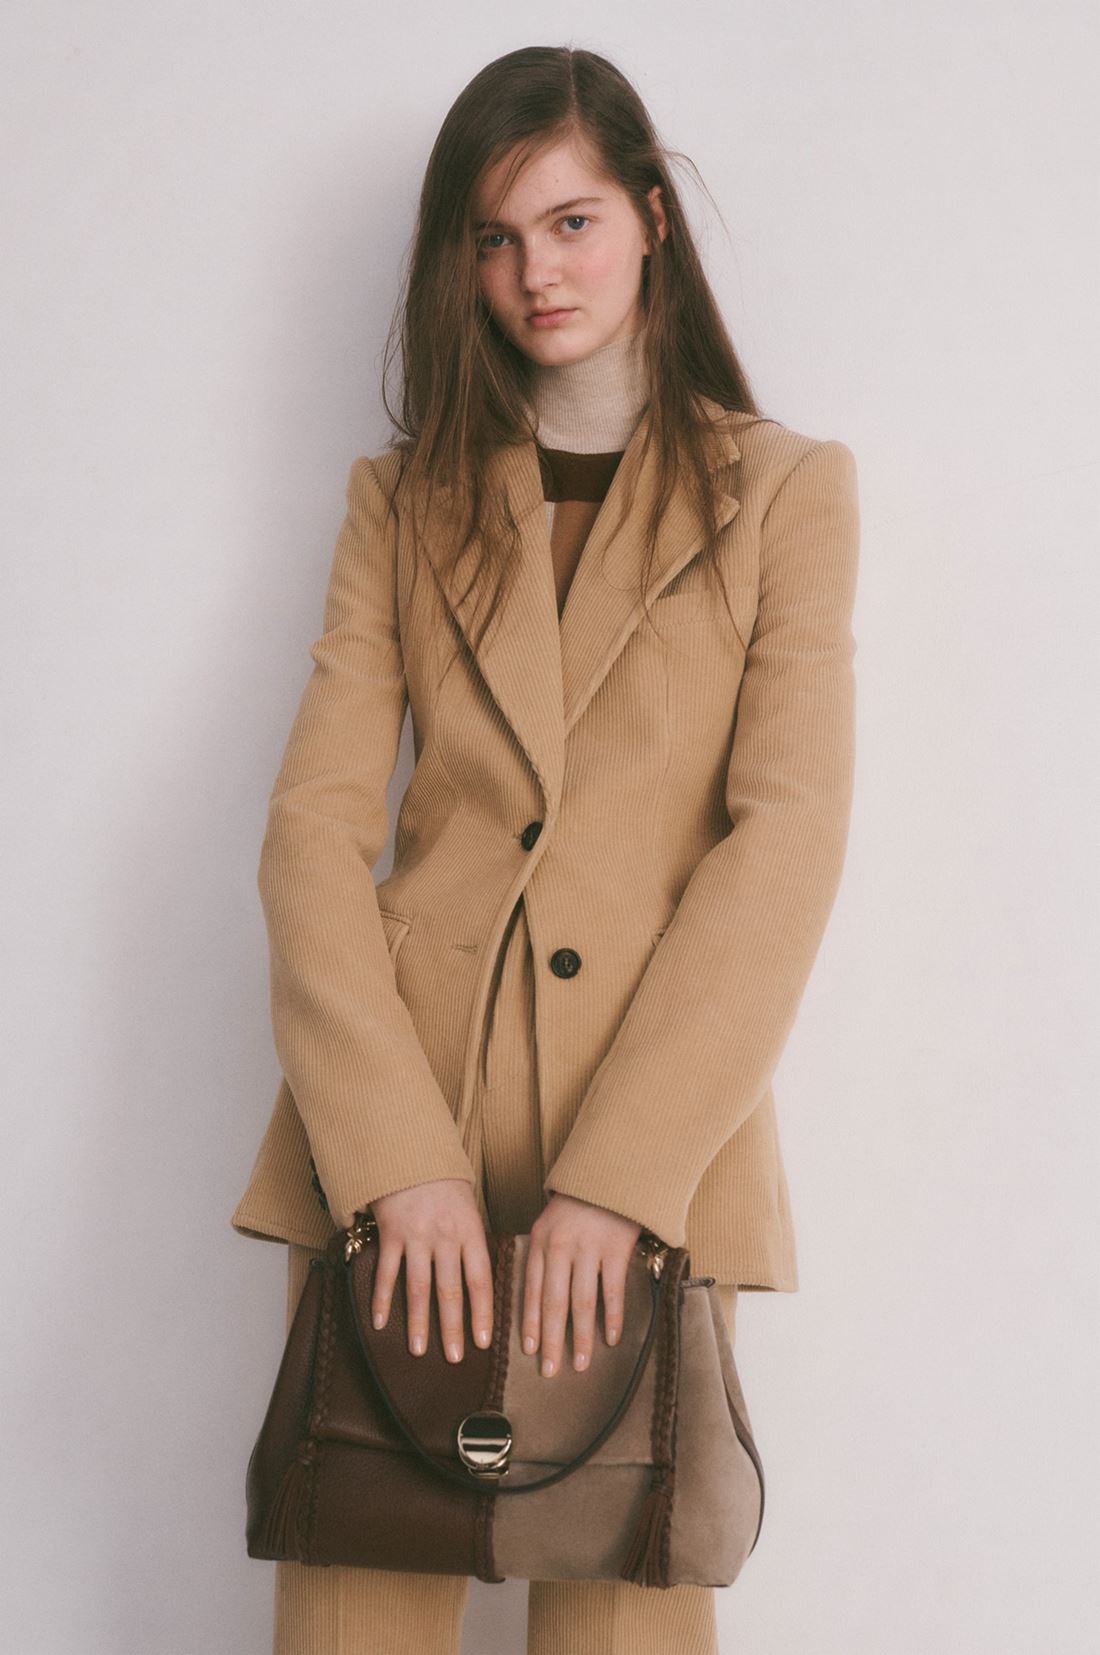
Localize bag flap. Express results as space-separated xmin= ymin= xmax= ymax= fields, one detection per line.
xmin=337 ymin=1230 xmax=687 ymax=1489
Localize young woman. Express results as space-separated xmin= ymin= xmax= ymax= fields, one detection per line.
xmin=232 ymin=44 xmax=860 ymax=1655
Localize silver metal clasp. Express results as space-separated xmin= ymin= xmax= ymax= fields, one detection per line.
xmin=457 ymin=1410 xmax=513 ymax=1482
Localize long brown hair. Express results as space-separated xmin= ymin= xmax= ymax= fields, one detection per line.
xmin=374 ymin=45 xmax=766 ymax=642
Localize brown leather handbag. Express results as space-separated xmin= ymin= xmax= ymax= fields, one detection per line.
xmin=244 ymin=1212 xmax=765 ymax=1588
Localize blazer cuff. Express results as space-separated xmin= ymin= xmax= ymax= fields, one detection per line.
xmin=542 ymin=1174 xmax=681 ymax=1250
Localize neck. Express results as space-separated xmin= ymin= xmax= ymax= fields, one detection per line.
xmin=527 ymin=329 xmax=649 ymax=453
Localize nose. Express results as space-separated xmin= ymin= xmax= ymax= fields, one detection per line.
xmin=519 ymin=237 xmax=562 ymax=297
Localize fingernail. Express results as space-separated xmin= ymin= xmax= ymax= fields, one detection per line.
xmin=574 ymin=1352 xmax=588 ymax=1370
xmin=607 ymin=1329 xmax=619 ymax=1345
xmin=542 ymin=1356 xmax=554 ymax=1377
xmin=476 ymin=1328 xmax=491 ymax=1347
xmin=373 ymin=1312 xmax=384 ymax=1329
xmin=447 ymin=1340 xmax=461 ymax=1362
xmin=411 ymin=1334 xmax=424 ymax=1354
xmin=523 ymin=1335 xmax=535 ymax=1354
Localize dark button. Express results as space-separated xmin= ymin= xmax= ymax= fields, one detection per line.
xmin=549 ymin=947 xmax=582 ymax=978
xmin=520 ymin=820 xmax=543 ymax=850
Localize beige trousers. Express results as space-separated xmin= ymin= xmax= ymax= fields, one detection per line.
xmin=273 ymin=897 xmax=739 ymax=1654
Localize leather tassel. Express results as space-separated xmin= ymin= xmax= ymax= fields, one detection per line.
xmin=264 ymin=1440 xmax=316 ymax=1559
xmin=619 ymin=1473 xmax=674 ymax=1586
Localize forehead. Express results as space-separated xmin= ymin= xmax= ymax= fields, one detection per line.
xmin=471 ymin=135 xmax=617 ymax=226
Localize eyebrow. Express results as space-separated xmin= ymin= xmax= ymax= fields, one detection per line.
xmin=473 ymin=196 xmax=605 ymax=231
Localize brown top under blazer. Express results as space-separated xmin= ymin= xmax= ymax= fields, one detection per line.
xmin=229 ymin=400 xmax=861 ymax=1290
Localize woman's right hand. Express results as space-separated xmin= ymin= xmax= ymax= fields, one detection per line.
xmin=369 ymin=1178 xmax=494 ymax=1364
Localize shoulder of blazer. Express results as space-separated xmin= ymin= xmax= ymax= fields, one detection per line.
xmin=345 ymin=446 xmax=406 ymax=522
xmin=724 ymin=414 xmax=858 ymax=512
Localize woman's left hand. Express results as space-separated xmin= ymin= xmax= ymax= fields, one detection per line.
xmin=521 ymin=1192 xmax=642 ymax=1377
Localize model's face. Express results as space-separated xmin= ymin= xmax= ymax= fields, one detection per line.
xmin=471 ymin=135 xmax=667 ymax=366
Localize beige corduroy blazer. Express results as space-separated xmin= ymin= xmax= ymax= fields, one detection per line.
xmin=229 ymin=400 xmax=860 ymax=1290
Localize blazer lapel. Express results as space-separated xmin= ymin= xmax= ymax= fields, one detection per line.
xmin=420 ymin=394 xmax=742 ymax=815
xmin=559 ymin=397 xmax=741 ymax=735
xmin=421 ymin=439 xmax=567 ymax=810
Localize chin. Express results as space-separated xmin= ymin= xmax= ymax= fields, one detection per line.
xmin=532 ymin=326 xmax=598 ymax=357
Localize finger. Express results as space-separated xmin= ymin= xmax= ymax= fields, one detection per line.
xmin=539 ymin=1248 xmax=572 ymax=1379
xmin=599 ymin=1262 xmax=628 ymax=1348
xmin=521 ymin=1245 xmax=545 ymax=1359
xmin=434 ymin=1242 xmax=467 ymax=1363
xmin=404 ymin=1244 xmax=434 ymax=1357
xmin=371 ymin=1240 xmax=403 ymax=1331
xmin=462 ymin=1236 xmax=495 ymax=1352
xmin=569 ymin=1255 xmax=600 ymax=1372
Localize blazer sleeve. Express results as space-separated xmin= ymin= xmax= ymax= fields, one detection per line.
xmin=541 ymin=437 xmax=860 ymax=1248
xmin=257 ymin=454 xmax=478 ymax=1232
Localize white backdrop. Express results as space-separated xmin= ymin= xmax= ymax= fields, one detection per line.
xmin=3 ymin=3 xmax=1096 ymax=1651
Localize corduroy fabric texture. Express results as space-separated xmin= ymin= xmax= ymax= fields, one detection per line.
xmin=229 ymin=389 xmax=860 ymax=1289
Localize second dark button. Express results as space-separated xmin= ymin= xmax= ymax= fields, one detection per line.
xmin=549 ymin=947 xmax=582 ymax=979
xmin=520 ymin=820 xmax=543 ymax=850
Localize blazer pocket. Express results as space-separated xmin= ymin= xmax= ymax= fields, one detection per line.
xmin=377 ymin=908 xmax=412 ymax=965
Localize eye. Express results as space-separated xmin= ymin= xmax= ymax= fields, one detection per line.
xmin=475 ymin=215 xmax=592 ymax=258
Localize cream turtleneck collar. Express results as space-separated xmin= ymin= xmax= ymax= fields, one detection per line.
xmin=527 ymin=329 xmax=649 ymax=454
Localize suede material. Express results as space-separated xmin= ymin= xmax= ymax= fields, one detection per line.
xmin=492 ymin=1277 xmax=758 ymax=1586
xmin=496 ymin=1233 xmax=661 ymax=1468
xmin=708 ymin=1287 xmax=754 ymax=1439
xmin=492 ymin=1462 xmax=658 ymax=1580
xmin=666 ymin=1284 xmax=761 ymax=1585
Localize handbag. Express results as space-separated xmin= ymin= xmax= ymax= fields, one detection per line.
xmin=244 ymin=1210 xmax=765 ymax=1588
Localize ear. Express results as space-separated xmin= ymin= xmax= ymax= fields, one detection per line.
xmin=645 ymin=183 xmax=669 ymax=248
